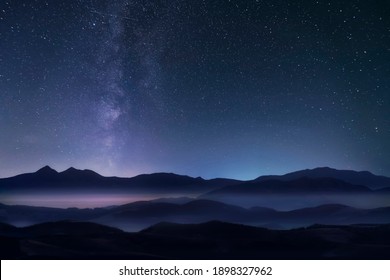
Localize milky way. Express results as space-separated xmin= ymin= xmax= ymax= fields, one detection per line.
xmin=0 ymin=0 xmax=389 ymax=179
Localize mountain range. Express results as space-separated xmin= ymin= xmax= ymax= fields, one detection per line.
xmin=200 ymin=176 xmax=390 ymax=210
xmin=1 ymin=166 xmax=389 ymax=210
xmin=1 ymin=166 xmax=389 ymax=195
xmin=1 ymin=199 xmax=390 ymax=231
xmin=0 ymin=166 xmax=240 ymax=195
xmin=1 ymin=166 xmax=390 ymax=259
xmin=255 ymin=167 xmax=390 ymax=190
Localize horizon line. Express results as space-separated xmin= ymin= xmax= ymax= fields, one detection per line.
xmin=0 ymin=165 xmax=386 ymax=181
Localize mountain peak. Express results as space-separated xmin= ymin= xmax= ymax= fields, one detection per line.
xmin=36 ymin=165 xmax=58 ymax=175
xmin=312 ymin=166 xmax=334 ymax=171
xmin=60 ymin=167 xmax=102 ymax=178
xmin=63 ymin=167 xmax=78 ymax=173
xmin=254 ymin=166 xmax=390 ymax=190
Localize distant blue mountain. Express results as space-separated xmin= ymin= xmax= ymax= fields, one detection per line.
xmin=200 ymin=176 xmax=388 ymax=210
xmin=203 ymin=177 xmax=372 ymax=196
xmin=255 ymin=167 xmax=390 ymax=190
xmin=1 ymin=166 xmax=389 ymax=211
xmin=1 ymin=199 xmax=390 ymax=231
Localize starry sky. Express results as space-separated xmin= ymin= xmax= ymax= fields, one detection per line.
xmin=0 ymin=0 xmax=389 ymax=180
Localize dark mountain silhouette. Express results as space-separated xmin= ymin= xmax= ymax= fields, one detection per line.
xmin=0 ymin=166 xmax=241 ymax=195
xmin=2 ymin=166 xmax=389 ymax=196
xmin=150 ymin=197 xmax=194 ymax=204
xmin=0 ymin=222 xmax=18 ymax=235
xmin=1 ymin=166 xmax=389 ymax=259
xmin=0 ymin=203 xmax=109 ymax=227
xmin=2 ymin=199 xmax=390 ymax=231
xmin=250 ymin=204 xmax=390 ymax=227
xmin=204 ymin=177 xmax=371 ymax=196
xmin=1 ymin=166 xmax=389 ymax=203
xmin=22 ymin=220 xmax=123 ymax=236
xmin=0 ymin=221 xmax=134 ymax=259
xmin=35 ymin=165 xmax=58 ymax=176
xmin=0 ymin=166 xmax=107 ymax=193
xmin=93 ymin=199 xmax=249 ymax=231
xmin=141 ymin=220 xmax=272 ymax=239
xmin=1 ymin=220 xmax=390 ymax=259
xmin=255 ymin=167 xmax=390 ymax=190
xmin=200 ymin=177 xmax=388 ymax=210
xmin=1 ymin=166 xmax=389 ymax=214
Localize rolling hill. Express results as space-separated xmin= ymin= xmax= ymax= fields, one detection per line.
xmin=1 ymin=220 xmax=390 ymax=259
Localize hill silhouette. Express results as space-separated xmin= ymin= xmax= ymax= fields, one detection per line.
xmin=1 ymin=220 xmax=390 ymax=259
xmin=1 ymin=199 xmax=390 ymax=231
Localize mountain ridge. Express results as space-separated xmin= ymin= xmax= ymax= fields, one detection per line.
xmin=1 ymin=166 xmax=389 ymax=210
xmin=2 ymin=199 xmax=390 ymax=231
xmin=255 ymin=167 xmax=390 ymax=190
xmin=203 ymin=177 xmax=372 ymax=196
xmin=0 ymin=166 xmax=241 ymax=195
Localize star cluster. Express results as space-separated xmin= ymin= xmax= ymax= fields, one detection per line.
xmin=0 ymin=0 xmax=389 ymax=179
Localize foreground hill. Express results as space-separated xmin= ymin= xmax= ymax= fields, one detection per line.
xmin=1 ymin=221 xmax=389 ymax=259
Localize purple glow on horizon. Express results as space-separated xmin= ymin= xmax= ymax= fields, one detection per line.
xmin=0 ymin=194 xmax=162 ymax=208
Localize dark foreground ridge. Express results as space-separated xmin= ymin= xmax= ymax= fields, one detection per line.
xmin=1 ymin=220 xmax=390 ymax=260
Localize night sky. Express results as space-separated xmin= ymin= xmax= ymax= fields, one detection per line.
xmin=1 ymin=0 xmax=389 ymax=180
